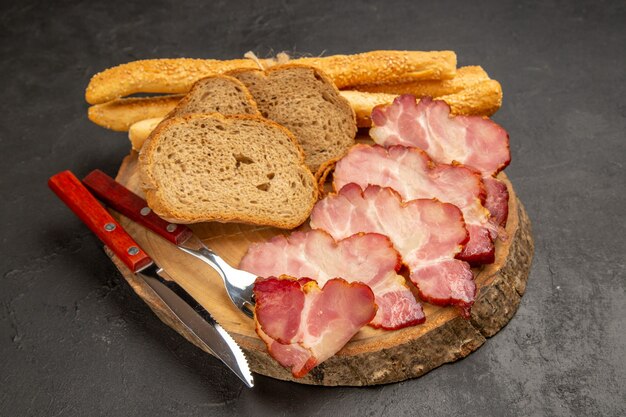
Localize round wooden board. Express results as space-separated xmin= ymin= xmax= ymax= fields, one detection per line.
xmin=107 ymin=152 xmax=534 ymax=386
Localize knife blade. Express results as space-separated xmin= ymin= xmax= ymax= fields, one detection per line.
xmin=48 ymin=170 xmax=254 ymax=388
xmin=138 ymin=263 xmax=253 ymax=387
xmin=82 ymin=169 xmax=257 ymax=317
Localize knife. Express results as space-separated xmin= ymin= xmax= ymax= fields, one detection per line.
xmin=48 ymin=170 xmax=254 ymax=388
xmin=81 ymin=169 xmax=257 ymax=318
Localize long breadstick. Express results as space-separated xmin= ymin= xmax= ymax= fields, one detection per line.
xmin=292 ymin=50 xmax=456 ymax=88
xmin=129 ymin=117 xmax=164 ymax=151
xmin=437 ymin=79 xmax=502 ymax=117
xmin=353 ymin=65 xmax=489 ymax=96
xmin=85 ymin=51 xmax=456 ymax=104
xmin=341 ymin=79 xmax=502 ymax=127
xmin=339 ymin=91 xmax=398 ymax=128
xmin=85 ymin=58 xmax=268 ymax=105
xmin=87 ymin=95 xmax=181 ymax=131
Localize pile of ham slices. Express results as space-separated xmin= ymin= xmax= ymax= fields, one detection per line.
xmin=239 ymin=95 xmax=511 ymax=378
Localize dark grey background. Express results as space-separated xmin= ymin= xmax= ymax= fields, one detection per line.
xmin=1 ymin=0 xmax=624 ymax=415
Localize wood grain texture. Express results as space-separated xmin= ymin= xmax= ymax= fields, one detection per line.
xmin=107 ymin=152 xmax=533 ymax=386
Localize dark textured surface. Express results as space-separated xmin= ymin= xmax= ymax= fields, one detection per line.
xmin=1 ymin=0 xmax=624 ymax=415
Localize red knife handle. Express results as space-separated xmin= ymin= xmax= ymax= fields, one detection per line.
xmin=82 ymin=169 xmax=193 ymax=245
xmin=48 ymin=170 xmax=153 ymax=273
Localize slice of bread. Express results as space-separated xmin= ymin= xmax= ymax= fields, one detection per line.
xmin=129 ymin=75 xmax=260 ymax=151
xmin=139 ymin=113 xmax=318 ymax=228
xmin=167 ymin=74 xmax=260 ymax=117
xmin=228 ymin=64 xmax=357 ymax=173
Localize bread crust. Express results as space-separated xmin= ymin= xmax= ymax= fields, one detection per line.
xmin=139 ymin=113 xmax=318 ymax=229
xmin=314 ymin=156 xmax=341 ymax=196
xmin=85 ymin=51 xmax=456 ymax=104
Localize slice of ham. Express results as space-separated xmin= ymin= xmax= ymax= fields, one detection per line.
xmin=483 ymin=177 xmax=509 ymax=230
xmin=333 ymin=144 xmax=496 ymax=264
xmin=240 ymin=230 xmax=424 ymax=330
xmin=370 ymin=95 xmax=510 ymax=177
xmin=310 ymin=183 xmax=475 ymax=316
xmin=254 ymin=276 xmax=376 ymax=378
xmin=370 ymin=95 xmax=511 ymax=231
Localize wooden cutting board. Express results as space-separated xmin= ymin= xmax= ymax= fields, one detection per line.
xmin=107 ymin=151 xmax=534 ymax=386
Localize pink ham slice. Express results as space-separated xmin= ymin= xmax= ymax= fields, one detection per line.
xmin=370 ymin=95 xmax=511 ymax=230
xmin=240 ymin=230 xmax=424 ymax=330
xmin=254 ymin=276 xmax=376 ymax=378
xmin=370 ymin=95 xmax=510 ymax=176
xmin=483 ymin=177 xmax=509 ymax=231
xmin=310 ymin=183 xmax=475 ymax=316
xmin=333 ymin=144 xmax=496 ymax=264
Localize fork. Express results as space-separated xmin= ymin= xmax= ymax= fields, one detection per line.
xmin=82 ymin=170 xmax=257 ymax=318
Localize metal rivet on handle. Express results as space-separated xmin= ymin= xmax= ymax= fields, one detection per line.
xmin=127 ymin=246 xmax=140 ymax=256
xmin=166 ymin=224 xmax=177 ymax=233
xmin=104 ymin=223 xmax=116 ymax=232
xmin=140 ymin=207 xmax=151 ymax=216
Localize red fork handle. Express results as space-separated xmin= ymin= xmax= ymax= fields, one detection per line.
xmin=82 ymin=169 xmax=193 ymax=245
xmin=48 ymin=170 xmax=152 ymax=272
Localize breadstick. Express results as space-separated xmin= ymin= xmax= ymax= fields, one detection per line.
xmin=438 ymin=79 xmax=502 ymax=117
xmin=341 ymin=79 xmax=502 ymax=127
xmin=86 ymin=58 xmax=268 ymax=104
xmin=129 ymin=117 xmax=164 ymax=151
xmin=85 ymin=51 xmax=456 ymax=104
xmin=353 ymin=65 xmax=489 ymax=97
xmin=339 ymin=91 xmax=398 ymax=128
xmin=87 ymin=95 xmax=181 ymax=131
xmin=292 ymin=50 xmax=456 ymax=88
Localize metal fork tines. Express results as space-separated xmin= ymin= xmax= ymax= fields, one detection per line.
xmin=177 ymin=236 xmax=257 ymax=318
